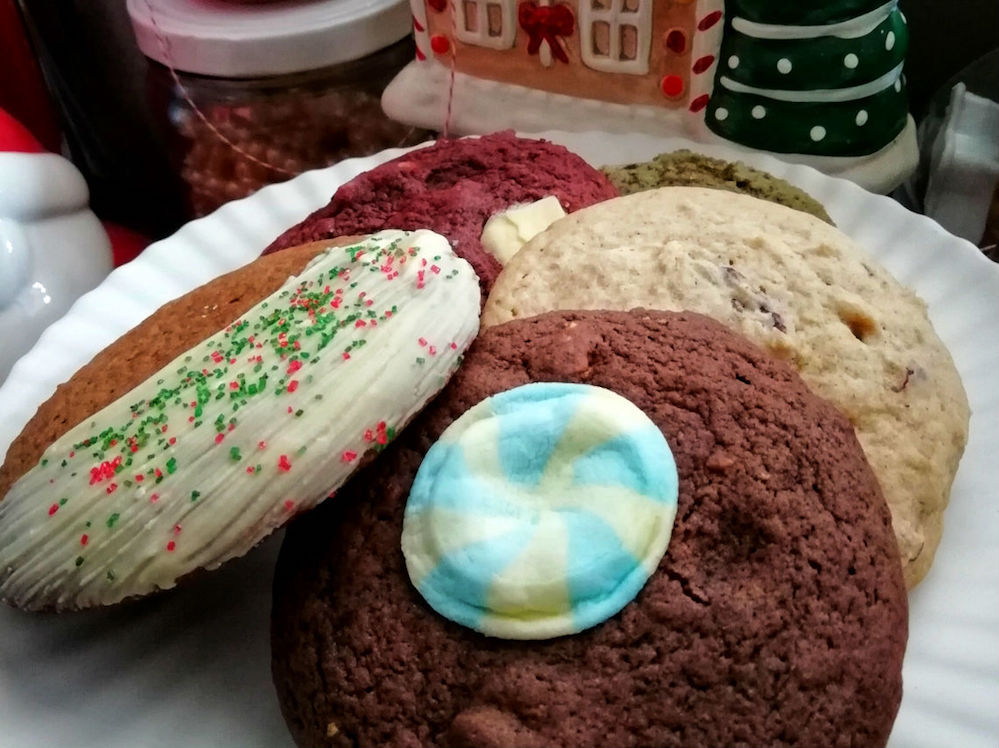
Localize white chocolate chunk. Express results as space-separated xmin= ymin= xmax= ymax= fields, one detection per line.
xmin=480 ymin=196 xmax=567 ymax=265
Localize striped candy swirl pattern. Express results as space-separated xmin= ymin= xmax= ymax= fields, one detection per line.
xmin=402 ymin=383 xmax=678 ymax=639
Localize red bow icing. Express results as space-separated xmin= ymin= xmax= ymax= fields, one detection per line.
xmin=518 ymin=2 xmax=574 ymax=64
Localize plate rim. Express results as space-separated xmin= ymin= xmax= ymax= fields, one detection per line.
xmin=0 ymin=131 xmax=997 ymax=748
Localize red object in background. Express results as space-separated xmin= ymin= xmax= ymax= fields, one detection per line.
xmin=102 ymin=222 xmax=151 ymax=267
xmin=0 ymin=104 xmax=149 ymax=267
xmin=0 ymin=0 xmax=61 ymax=152
xmin=0 ymin=107 xmax=46 ymax=153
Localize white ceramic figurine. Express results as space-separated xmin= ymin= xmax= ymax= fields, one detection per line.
xmin=0 ymin=109 xmax=113 ymax=383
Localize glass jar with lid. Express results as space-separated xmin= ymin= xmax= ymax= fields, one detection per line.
xmin=128 ymin=0 xmax=429 ymax=217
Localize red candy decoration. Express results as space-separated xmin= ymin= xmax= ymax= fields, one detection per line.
xmin=665 ymin=29 xmax=687 ymax=54
xmin=689 ymin=94 xmax=711 ymax=113
xmin=427 ymin=0 xmax=447 ymax=12
xmin=692 ymin=55 xmax=715 ymax=74
xmin=519 ymin=2 xmax=575 ymax=64
xmin=697 ymin=10 xmax=722 ymax=31
xmin=661 ymin=75 xmax=685 ymax=98
xmin=430 ymin=34 xmax=451 ymax=55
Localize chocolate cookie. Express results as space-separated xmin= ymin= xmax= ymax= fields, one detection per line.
xmin=271 ymin=309 xmax=908 ymax=748
xmin=263 ymin=132 xmax=619 ymax=293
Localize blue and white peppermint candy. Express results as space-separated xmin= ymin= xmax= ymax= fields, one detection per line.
xmin=401 ymin=383 xmax=678 ymax=639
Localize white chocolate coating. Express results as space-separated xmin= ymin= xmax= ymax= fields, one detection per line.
xmin=0 ymin=230 xmax=481 ymax=610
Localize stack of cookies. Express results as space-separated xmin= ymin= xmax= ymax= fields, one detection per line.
xmin=0 ymin=133 xmax=970 ymax=748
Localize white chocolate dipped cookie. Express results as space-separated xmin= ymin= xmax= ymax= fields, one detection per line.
xmin=482 ymin=187 xmax=969 ymax=587
xmin=0 ymin=230 xmax=481 ymax=611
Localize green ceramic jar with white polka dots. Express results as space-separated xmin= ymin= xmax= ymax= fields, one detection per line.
xmin=706 ymin=1 xmax=910 ymax=157
xmin=720 ymin=12 xmax=905 ymax=91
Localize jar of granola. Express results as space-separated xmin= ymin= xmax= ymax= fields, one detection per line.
xmin=128 ymin=0 xmax=426 ymax=217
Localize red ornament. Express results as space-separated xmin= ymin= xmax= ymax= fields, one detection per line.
xmin=697 ymin=10 xmax=723 ymax=31
xmin=692 ymin=55 xmax=715 ymax=74
xmin=665 ymin=29 xmax=687 ymax=54
xmin=430 ymin=34 xmax=451 ymax=55
xmin=660 ymin=75 xmax=685 ymax=98
xmin=519 ymin=2 xmax=575 ymax=64
xmin=689 ymin=94 xmax=710 ymax=113
xmin=427 ymin=0 xmax=447 ymax=12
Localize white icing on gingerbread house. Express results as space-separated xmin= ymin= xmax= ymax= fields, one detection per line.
xmin=387 ymin=0 xmax=917 ymax=191
xmin=408 ymin=0 xmax=724 ymax=108
xmin=578 ymin=0 xmax=654 ymax=75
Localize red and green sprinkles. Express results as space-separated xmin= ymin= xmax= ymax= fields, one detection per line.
xmin=17 ymin=233 xmax=469 ymax=585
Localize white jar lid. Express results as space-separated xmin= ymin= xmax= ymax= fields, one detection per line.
xmin=127 ymin=0 xmax=412 ymax=78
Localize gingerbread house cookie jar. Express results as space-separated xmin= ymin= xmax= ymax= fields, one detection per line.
xmin=382 ymin=0 xmax=918 ymax=191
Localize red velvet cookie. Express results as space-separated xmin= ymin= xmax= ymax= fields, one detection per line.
xmin=263 ymin=132 xmax=619 ymax=293
xmin=271 ymin=309 xmax=908 ymax=748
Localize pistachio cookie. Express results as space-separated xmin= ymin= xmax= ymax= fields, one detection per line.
xmin=601 ymin=149 xmax=832 ymax=223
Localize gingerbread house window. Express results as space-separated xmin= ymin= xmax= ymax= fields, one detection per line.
xmin=455 ymin=0 xmax=517 ymax=50
xmin=580 ymin=0 xmax=652 ymax=74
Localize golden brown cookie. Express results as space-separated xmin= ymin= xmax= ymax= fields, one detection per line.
xmin=0 ymin=230 xmax=480 ymax=610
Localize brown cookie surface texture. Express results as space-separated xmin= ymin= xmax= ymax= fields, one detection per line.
xmin=271 ymin=309 xmax=908 ymax=748
xmin=263 ymin=132 xmax=619 ymax=293
xmin=482 ymin=187 xmax=970 ymax=587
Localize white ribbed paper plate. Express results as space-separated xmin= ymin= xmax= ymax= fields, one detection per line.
xmin=0 ymin=133 xmax=996 ymax=748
